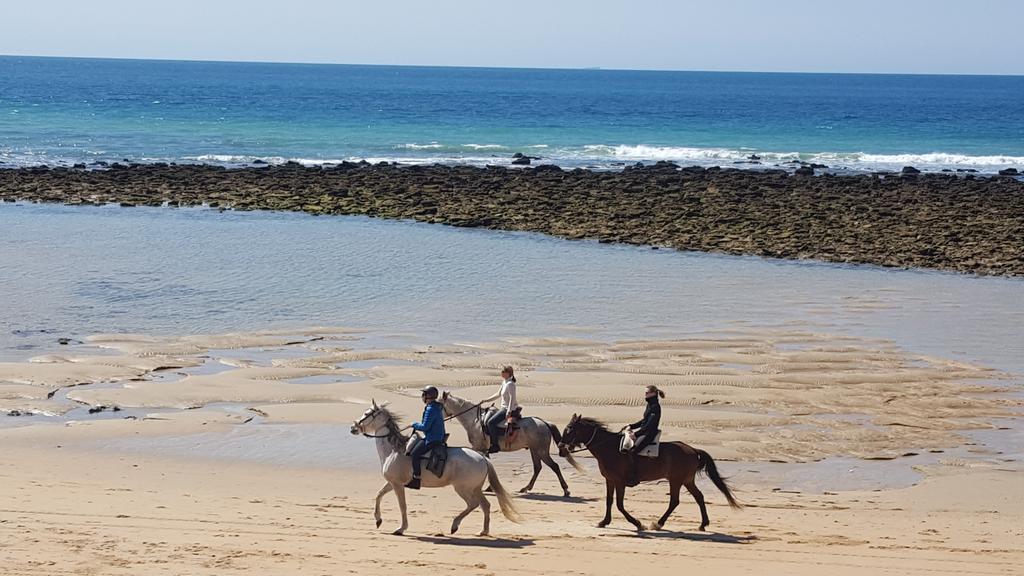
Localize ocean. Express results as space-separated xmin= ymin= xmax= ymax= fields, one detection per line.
xmin=2 ymin=56 xmax=1023 ymax=173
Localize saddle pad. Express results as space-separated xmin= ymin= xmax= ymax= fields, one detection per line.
xmin=620 ymin=432 xmax=661 ymax=458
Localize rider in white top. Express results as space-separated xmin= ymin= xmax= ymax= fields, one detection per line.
xmin=482 ymin=366 xmax=517 ymax=453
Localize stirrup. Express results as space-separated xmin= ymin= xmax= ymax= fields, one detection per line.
xmin=405 ymin=476 xmax=421 ymax=490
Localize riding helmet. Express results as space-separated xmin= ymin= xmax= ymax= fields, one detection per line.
xmin=420 ymin=386 xmax=439 ymax=399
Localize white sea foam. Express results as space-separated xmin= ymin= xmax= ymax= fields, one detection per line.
xmin=462 ymin=143 xmax=507 ymax=150
xmin=5 ymin=145 xmax=1023 ymax=174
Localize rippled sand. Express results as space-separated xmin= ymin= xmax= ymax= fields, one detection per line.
xmin=2 ymin=327 xmax=1017 ymax=463
xmin=1 ymin=326 xmax=1022 ymax=575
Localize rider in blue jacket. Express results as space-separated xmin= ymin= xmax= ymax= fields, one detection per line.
xmin=406 ymin=386 xmax=445 ymax=490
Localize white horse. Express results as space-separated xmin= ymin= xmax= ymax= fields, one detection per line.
xmin=350 ymin=400 xmax=520 ymax=536
xmin=440 ymin=391 xmax=584 ymax=497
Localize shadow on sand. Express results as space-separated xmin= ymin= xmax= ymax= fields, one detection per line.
xmin=412 ymin=535 xmax=536 ymax=549
xmin=517 ymin=493 xmax=596 ymax=504
xmin=609 ymin=529 xmax=756 ymax=544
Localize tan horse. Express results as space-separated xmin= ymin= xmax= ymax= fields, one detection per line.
xmin=350 ymin=400 xmax=519 ymax=536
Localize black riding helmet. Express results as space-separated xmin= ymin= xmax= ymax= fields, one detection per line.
xmin=420 ymin=386 xmax=439 ymax=399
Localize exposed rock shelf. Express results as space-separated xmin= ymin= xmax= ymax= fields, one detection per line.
xmin=2 ymin=162 xmax=1023 ymax=276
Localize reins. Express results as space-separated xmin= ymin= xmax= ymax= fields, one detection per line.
xmin=442 ymin=400 xmax=486 ymax=423
xmin=359 ymin=397 xmax=484 ymax=439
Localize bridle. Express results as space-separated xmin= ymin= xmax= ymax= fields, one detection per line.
xmin=355 ymin=408 xmax=401 ymax=439
xmin=560 ymin=423 xmax=607 ymax=454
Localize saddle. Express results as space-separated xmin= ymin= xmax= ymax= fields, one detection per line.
xmin=619 ymin=431 xmax=662 ymax=458
xmin=405 ymin=434 xmax=450 ymax=477
xmin=483 ymin=407 xmax=523 ymax=441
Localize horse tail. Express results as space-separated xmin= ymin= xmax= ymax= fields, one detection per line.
xmin=485 ymin=459 xmax=521 ymax=523
xmin=696 ymin=449 xmax=742 ymax=510
xmin=548 ymin=422 xmax=585 ymax=473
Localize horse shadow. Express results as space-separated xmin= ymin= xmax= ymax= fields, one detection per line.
xmin=412 ymin=535 xmax=536 ymax=549
xmin=517 ymin=493 xmax=595 ymax=504
xmin=610 ymin=529 xmax=756 ymax=544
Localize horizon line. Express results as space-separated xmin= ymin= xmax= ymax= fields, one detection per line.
xmin=2 ymin=52 xmax=1022 ymax=78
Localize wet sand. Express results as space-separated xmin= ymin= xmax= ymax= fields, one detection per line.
xmin=1 ymin=327 xmax=1021 ymax=574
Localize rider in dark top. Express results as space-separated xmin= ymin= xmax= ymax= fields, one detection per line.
xmin=406 ymin=385 xmax=445 ymax=490
xmin=626 ymin=385 xmax=664 ymax=487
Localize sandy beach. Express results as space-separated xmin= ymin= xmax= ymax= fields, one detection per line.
xmin=2 ymin=328 xmax=1021 ymax=574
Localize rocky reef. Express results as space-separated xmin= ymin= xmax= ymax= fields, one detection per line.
xmin=2 ymin=162 xmax=1023 ymax=276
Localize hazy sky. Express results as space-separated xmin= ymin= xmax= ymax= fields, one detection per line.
xmin=2 ymin=0 xmax=1021 ymax=74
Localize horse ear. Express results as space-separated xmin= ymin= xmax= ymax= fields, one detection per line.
xmin=371 ymin=398 xmax=378 ymax=409
xmin=380 ymin=401 xmax=390 ymax=408
xmin=442 ymin=390 xmax=449 ymax=400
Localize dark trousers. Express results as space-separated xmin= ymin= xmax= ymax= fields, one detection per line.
xmin=410 ymin=440 xmax=438 ymax=478
xmin=486 ymin=408 xmax=508 ymax=446
xmin=632 ymin=431 xmax=656 ymax=454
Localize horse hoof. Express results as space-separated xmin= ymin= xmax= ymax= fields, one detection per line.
xmin=477 ymin=531 xmax=489 ymax=537
xmin=563 ymin=491 xmax=571 ymax=498
xmin=392 ymin=529 xmax=405 ymax=536
xmin=597 ymin=522 xmax=609 ymax=528
xmin=649 ymin=522 xmax=663 ymax=531
xmin=451 ymin=526 xmax=459 ymax=535
xmin=517 ymin=487 xmax=530 ymax=494
xmin=698 ymin=525 xmax=707 ymax=532
xmin=375 ymin=519 xmax=382 ymax=528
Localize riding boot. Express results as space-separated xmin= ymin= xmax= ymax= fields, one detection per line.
xmin=626 ymin=452 xmax=640 ymax=487
xmin=405 ymin=476 xmax=421 ymax=490
xmin=487 ymin=432 xmax=501 ymax=454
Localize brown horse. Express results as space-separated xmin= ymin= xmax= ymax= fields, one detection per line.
xmin=558 ymin=414 xmax=741 ymax=531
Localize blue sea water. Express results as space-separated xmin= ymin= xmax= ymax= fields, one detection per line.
xmin=2 ymin=56 xmax=1023 ymax=173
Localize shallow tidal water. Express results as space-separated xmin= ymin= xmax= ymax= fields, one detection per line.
xmin=2 ymin=202 xmax=1022 ymax=373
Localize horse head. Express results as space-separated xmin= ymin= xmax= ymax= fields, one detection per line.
xmin=558 ymin=413 xmax=583 ymax=453
xmin=350 ymin=399 xmax=390 ymax=435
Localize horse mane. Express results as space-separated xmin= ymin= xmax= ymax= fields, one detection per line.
xmin=577 ymin=416 xmax=611 ymax=433
xmin=377 ymin=406 xmax=410 ymax=452
xmin=441 ymin=391 xmax=482 ymax=419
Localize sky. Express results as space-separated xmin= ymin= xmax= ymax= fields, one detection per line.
xmin=1 ymin=0 xmax=1021 ymax=75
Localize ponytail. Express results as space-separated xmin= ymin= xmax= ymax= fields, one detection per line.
xmin=645 ymin=385 xmax=665 ymax=399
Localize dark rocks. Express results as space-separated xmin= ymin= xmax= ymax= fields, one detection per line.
xmin=901 ymin=166 xmax=921 ymax=174
xmin=998 ymin=168 xmax=1019 ymax=176
xmin=511 ymin=152 xmax=541 ymax=165
xmin=2 ymin=162 xmax=1023 ymax=276
xmin=956 ymin=168 xmax=978 ymax=173
xmin=252 ymin=159 xmax=267 ymax=165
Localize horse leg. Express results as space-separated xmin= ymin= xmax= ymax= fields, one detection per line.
xmin=519 ymin=449 xmax=542 ymax=494
xmin=540 ymin=452 xmax=570 ymax=498
xmin=684 ymin=480 xmax=710 ymax=531
xmin=615 ymin=484 xmax=644 ymax=532
xmin=597 ymin=479 xmax=614 ymax=528
xmin=450 ymin=484 xmax=481 ymax=536
xmin=653 ymin=480 xmax=682 ymax=530
xmin=373 ymin=482 xmax=393 ymax=528
xmin=477 ymin=488 xmax=492 ymax=537
xmin=392 ymin=484 xmax=409 ymax=535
